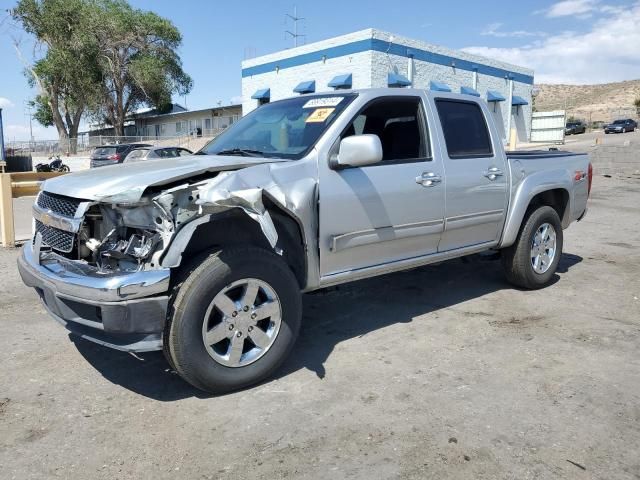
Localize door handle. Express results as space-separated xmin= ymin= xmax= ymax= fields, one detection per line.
xmin=415 ymin=172 xmax=442 ymax=187
xmin=483 ymin=166 xmax=504 ymax=181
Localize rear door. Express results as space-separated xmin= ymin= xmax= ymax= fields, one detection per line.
xmin=319 ymin=93 xmax=446 ymax=277
xmin=434 ymin=98 xmax=509 ymax=251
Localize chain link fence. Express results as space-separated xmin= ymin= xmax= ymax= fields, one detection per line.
xmin=6 ymin=129 xmax=226 ymax=157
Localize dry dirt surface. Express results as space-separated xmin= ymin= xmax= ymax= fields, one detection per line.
xmin=535 ymin=80 xmax=640 ymax=123
xmin=1 ymin=177 xmax=639 ymax=480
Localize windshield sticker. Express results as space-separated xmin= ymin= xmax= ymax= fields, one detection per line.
xmin=306 ymin=108 xmax=335 ymax=123
xmin=303 ymin=97 xmax=344 ymax=108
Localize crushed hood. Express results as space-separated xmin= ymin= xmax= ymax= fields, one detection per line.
xmin=42 ymin=154 xmax=287 ymax=203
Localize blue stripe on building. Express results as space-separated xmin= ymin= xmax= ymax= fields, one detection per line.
xmin=241 ymin=38 xmax=534 ymax=85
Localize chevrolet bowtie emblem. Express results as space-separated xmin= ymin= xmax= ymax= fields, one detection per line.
xmin=40 ymin=212 xmax=52 ymax=226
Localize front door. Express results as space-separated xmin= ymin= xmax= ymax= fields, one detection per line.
xmin=434 ymin=98 xmax=509 ymax=251
xmin=319 ymin=95 xmax=445 ymax=277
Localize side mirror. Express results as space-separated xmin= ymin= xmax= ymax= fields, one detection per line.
xmin=335 ymin=134 xmax=383 ymax=168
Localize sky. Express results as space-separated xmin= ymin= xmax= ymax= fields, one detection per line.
xmin=1 ymin=0 xmax=639 ymax=140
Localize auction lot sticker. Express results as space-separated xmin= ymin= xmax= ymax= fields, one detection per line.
xmin=306 ymin=108 xmax=335 ymax=123
xmin=303 ymin=97 xmax=344 ymax=108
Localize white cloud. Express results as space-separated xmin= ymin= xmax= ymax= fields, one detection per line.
xmin=463 ymin=2 xmax=640 ymax=84
xmin=481 ymin=22 xmax=546 ymax=38
xmin=542 ymin=0 xmax=599 ymax=18
xmin=0 ymin=97 xmax=14 ymax=109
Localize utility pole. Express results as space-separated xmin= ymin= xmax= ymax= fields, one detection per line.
xmin=24 ymin=101 xmax=34 ymax=150
xmin=0 ymin=108 xmax=5 ymax=162
xmin=285 ymin=6 xmax=305 ymax=48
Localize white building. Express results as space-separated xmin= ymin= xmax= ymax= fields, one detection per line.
xmin=135 ymin=104 xmax=241 ymax=138
xmin=87 ymin=103 xmax=242 ymax=138
xmin=241 ymin=28 xmax=534 ymax=143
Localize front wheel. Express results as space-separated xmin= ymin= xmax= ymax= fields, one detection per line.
xmin=501 ymin=206 xmax=563 ymax=289
xmin=164 ymin=247 xmax=302 ymax=394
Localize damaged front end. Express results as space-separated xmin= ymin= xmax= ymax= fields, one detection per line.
xmin=77 ymin=200 xmax=171 ymax=273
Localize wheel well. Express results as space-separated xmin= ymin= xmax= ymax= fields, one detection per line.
xmin=180 ymin=208 xmax=307 ymax=289
xmin=528 ymin=188 xmax=569 ymax=224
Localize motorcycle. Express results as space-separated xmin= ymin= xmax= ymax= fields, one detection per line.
xmin=35 ymin=155 xmax=71 ymax=173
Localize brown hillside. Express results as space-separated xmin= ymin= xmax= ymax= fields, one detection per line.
xmin=534 ymin=80 xmax=640 ymax=123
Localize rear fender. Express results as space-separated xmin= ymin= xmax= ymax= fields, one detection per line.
xmin=499 ymin=168 xmax=573 ymax=248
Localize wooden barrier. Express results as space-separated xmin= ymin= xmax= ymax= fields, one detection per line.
xmin=0 ymin=172 xmax=67 ymax=247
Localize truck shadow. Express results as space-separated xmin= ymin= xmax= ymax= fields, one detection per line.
xmin=71 ymin=252 xmax=582 ymax=401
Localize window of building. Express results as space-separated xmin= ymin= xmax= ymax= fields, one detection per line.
xmin=204 ymin=118 xmax=212 ymax=131
xmin=435 ymin=99 xmax=493 ymax=158
xmin=341 ymin=97 xmax=429 ymax=163
xmin=176 ymin=121 xmax=185 ymax=133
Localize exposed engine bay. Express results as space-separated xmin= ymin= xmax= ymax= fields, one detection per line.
xmin=72 ymin=180 xmax=206 ymax=272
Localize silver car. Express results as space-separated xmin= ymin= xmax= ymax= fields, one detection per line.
xmin=124 ymin=146 xmax=193 ymax=162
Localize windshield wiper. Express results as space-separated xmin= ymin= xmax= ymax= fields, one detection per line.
xmin=215 ymin=148 xmax=265 ymax=157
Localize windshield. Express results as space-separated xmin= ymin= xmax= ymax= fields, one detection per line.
xmin=612 ymin=120 xmax=625 ymax=124
xmin=198 ymin=94 xmax=356 ymax=159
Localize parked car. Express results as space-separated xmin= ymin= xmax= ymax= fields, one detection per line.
xmin=90 ymin=143 xmax=152 ymax=168
xmin=124 ymin=146 xmax=193 ymax=163
xmin=604 ymin=119 xmax=637 ymax=134
xmin=19 ymin=89 xmax=592 ymax=394
xmin=565 ymin=121 xmax=586 ymax=135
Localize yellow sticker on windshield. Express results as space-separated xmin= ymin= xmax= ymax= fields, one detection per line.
xmin=306 ymin=107 xmax=335 ymax=123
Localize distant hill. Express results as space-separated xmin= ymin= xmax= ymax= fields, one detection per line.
xmin=534 ymin=80 xmax=640 ymax=123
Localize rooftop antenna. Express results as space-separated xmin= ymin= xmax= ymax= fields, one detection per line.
xmin=285 ymin=6 xmax=305 ymax=48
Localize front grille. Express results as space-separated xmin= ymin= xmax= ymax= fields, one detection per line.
xmin=37 ymin=192 xmax=82 ymax=218
xmin=35 ymin=220 xmax=75 ymax=253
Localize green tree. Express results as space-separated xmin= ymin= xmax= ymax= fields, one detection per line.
xmin=12 ymin=0 xmax=101 ymax=152
xmin=13 ymin=0 xmax=192 ymax=143
xmin=88 ymin=0 xmax=193 ymax=136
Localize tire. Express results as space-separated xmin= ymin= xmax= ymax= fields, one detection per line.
xmin=164 ymin=247 xmax=302 ymax=394
xmin=501 ymin=206 xmax=563 ymax=289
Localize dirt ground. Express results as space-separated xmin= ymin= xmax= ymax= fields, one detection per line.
xmin=0 ymin=175 xmax=639 ymax=480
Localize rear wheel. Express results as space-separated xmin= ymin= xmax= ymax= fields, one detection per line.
xmin=501 ymin=206 xmax=563 ymax=289
xmin=164 ymin=247 xmax=302 ymax=394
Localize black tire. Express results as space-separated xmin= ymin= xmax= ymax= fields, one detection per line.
xmin=501 ymin=206 xmax=563 ymax=289
xmin=163 ymin=247 xmax=302 ymax=394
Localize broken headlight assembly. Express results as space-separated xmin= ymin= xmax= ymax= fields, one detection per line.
xmin=78 ymin=203 xmax=166 ymax=272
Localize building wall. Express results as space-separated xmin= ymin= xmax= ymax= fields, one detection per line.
xmin=136 ymin=107 xmax=241 ymax=137
xmin=241 ymin=28 xmax=534 ymax=143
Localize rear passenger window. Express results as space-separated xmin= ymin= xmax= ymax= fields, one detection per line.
xmin=435 ymin=100 xmax=493 ymax=158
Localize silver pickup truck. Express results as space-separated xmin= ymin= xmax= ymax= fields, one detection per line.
xmin=18 ymin=89 xmax=591 ymax=393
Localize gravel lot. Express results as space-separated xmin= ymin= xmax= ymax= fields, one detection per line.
xmin=0 ymin=175 xmax=639 ymax=480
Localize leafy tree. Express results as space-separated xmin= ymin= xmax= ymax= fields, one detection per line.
xmin=88 ymin=0 xmax=193 ymax=136
xmin=12 ymin=0 xmax=101 ymax=152
xmin=13 ymin=0 xmax=192 ymax=144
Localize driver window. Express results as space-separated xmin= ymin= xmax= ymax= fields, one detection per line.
xmin=341 ymin=97 xmax=430 ymax=162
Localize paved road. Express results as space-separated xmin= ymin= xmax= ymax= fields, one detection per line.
xmin=1 ymin=176 xmax=639 ymax=479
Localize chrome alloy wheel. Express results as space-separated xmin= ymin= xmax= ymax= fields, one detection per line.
xmin=201 ymin=278 xmax=282 ymax=367
xmin=531 ymin=223 xmax=557 ymax=274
